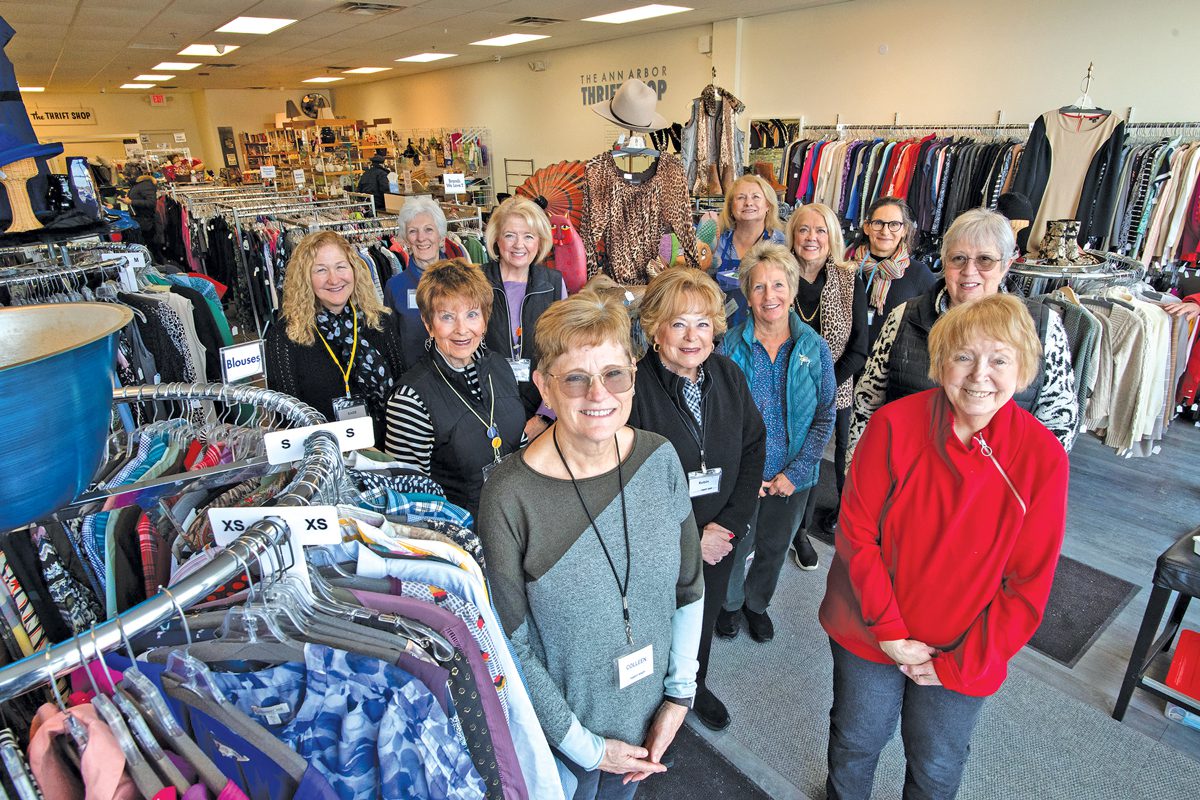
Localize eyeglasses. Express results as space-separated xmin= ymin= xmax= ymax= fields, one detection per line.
xmin=946 ymin=254 xmax=1003 ymax=272
xmin=544 ymin=366 xmax=635 ymax=397
xmin=866 ymin=220 xmax=904 ymax=232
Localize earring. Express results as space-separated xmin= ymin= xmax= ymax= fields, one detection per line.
xmin=652 ymin=342 xmax=661 ymax=353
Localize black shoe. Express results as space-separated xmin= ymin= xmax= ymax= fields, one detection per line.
xmin=743 ymin=607 xmax=774 ymax=643
xmin=715 ymin=608 xmax=740 ymax=638
xmin=790 ymin=535 xmax=819 ymax=571
xmin=818 ymin=506 xmax=839 ymax=537
xmin=694 ymin=688 xmax=731 ymax=731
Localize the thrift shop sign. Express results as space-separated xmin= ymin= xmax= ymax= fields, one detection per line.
xmin=579 ymin=66 xmax=668 ymax=106
xmin=29 ymin=107 xmax=96 ymax=125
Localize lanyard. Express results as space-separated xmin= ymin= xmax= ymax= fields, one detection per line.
xmin=317 ymin=304 xmax=358 ymax=398
xmin=553 ymin=430 xmax=634 ymax=646
xmin=432 ymin=357 xmax=503 ymax=462
xmin=652 ymin=364 xmax=709 ymax=470
xmin=859 ymin=254 xmax=877 ymax=295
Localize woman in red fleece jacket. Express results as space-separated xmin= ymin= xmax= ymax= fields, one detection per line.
xmin=819 ymin=293 xmax=1070 ymax=800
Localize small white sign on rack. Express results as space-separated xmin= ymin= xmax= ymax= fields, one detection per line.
xmin=443 ymin=172 xmax=466 ymax=195
xmin=263 ymin=418 xmax=375 ymax=465
xmin=260 ymin=165 xmax=277 ymax=180
xmin=293 ymin=168 xmax=306 ymax=186
xmin=220 ymin=339 xmax=265 ymax=384
xmin=209 ymin=506 xmax=342 ymax=548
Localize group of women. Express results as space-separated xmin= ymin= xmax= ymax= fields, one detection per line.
xmin=263 ymin=183 xmax=1072 ymax=800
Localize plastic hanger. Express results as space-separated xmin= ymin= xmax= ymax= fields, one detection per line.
xmin=0 ymin=727 xmax=36 ymax=800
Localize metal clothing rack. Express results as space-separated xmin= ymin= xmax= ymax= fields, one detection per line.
xmin=0 ymin=382 xmax=341 ymax=701
xmin=1009 ymin=250 xmax=1147 ymax=296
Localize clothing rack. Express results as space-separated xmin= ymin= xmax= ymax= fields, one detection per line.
xmin=1009 ymin=250 xmax=1147 ymax=296
xmin=0 ymin=256 xmax=129 ymax=287
xmin=0 ymin=381 xmax=341 ymax=701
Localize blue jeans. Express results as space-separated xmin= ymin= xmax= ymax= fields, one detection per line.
xmin=826 ymin=639 xmax=986 ymax=800
xmin=560 ymin=755 xmax=639 ymax=800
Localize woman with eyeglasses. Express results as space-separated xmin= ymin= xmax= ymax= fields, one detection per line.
xmin=849 ymin=208 xmax=1078 ymax=457
xmin=716 ymin=242 xmax=836 ymax=646
xmin=627 ymin=267 xmax=766 ymax=732
xmin=846 ymin=197 xmax=937 ymax=347
xmin=382 ymin=259 xmax=526 ymax=520
xmin=478 ymin=288 xmax=704 ymax=798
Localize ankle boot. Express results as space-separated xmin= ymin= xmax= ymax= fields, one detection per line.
xmin=754 ymin=161 xmax=786 ymax=193
xmin=703 ymin=163 xmax=723 ymax=196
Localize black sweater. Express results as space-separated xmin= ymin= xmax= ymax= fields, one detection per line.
xmin=264 ymin=310 xmax=407 ymax=444
xmin=627 ymin=351 xmax=766 ymax=542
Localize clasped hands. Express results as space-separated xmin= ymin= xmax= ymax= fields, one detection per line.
xmin=879 ymin=638 xmax=943 ymax=686
xmin=598 ymin=701 xmax=688 ymax=784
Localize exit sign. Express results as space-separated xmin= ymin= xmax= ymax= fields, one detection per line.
xmin=149 ymin=94 xmax=166 ymax=106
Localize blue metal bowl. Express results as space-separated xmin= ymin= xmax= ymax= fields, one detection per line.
xmin=0 ymin=303 xmax=132 ymax=531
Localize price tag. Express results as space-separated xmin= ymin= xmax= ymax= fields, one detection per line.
xmin=262 ymin=418 xmax=374 ymax=465
xmin=260 ymin=165 xmax=277 ymax=179
xmin=442 ymin=172 xmax=466 ymax=194
xmin=220 ymin=339 xmax=265 ymax=384
xmin=209 ymin=506 xmax=342 ymax=547
xmin=293 ymin=168 xmax=306 ymax=186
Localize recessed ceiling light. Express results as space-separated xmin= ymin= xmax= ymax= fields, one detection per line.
xmin=155 ymin=62 xmax=202 ymax=71
xmin=121 ymin=83 xmax=155 ymax=89
xmin=469 ymin=34 xmax=548 ymax=47
xmin=343 ymin=67 xmax=392 ymax=74
xmin=216 ymin=16 xmax=296 ymax=35
xmin=583 ymin=5 xmax=692 ymax=24
xmin=134 ymin=74 xmax=174 ymax=81
xmin=303 ymin=77 xmax=343 ymax=83
xmin=178 ymin=44 xmax=240 ymax=57
xmin=396 ymin=53 xmax=457 ymax=62
xmin=18 ymin=86 xmax=44 ymax=92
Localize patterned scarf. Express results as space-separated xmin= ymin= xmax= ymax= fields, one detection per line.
xmin=851 ymin=243 xmax=911 ymax=316
xmin=315 ymin=305 xmax=396 ymax=418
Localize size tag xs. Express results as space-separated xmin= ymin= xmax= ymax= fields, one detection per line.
xmin=209 ymin=506 xmax=341 ymax=547
xmin=616 ymin=644 xmax=654 ymax=689
xmin=263 ymin=418 xmax=374 ymax=465
xmin=688 ymin=467 xmax=722 ymax=498
xmin=507 ymin=358 xmax=531 ymax=383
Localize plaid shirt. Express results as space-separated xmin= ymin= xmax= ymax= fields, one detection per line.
xmin=357 ymin=485 xmax=474 ymax=529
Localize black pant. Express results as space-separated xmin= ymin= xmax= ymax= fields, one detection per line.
xmin=697 ymin=543 xmax=737 ymax=689
xmin=802 ymin=405 xmax=853 ymax=532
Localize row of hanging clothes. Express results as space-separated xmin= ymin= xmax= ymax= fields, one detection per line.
xmin=0 ymin=382 xmax=565 ymax=800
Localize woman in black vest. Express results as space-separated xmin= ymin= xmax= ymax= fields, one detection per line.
xmin=482 ymin=196 xmax=567 ymax=440
xmin=628 ymin=267 xmax=766 ymax=732
xmin=849 ymin=208 xmax=1078 ymax=457
xmin=382 ymin=259 xmax=525 ymax=520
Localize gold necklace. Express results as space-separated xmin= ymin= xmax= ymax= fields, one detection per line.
xmin=796 ymin=300 xmax=819 ymax=323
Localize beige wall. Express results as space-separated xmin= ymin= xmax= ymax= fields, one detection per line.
xmin=192 ymin=89 xmax=313 ymax=169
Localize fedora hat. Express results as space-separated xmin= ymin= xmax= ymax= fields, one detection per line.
xmin=0 ymin=17 xmax=63 ymax=167
xmin=590 ymin=79 xmax=668 ymax=132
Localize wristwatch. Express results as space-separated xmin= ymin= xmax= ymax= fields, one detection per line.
xmin=663 ymin=694 xmax=694 ymax=709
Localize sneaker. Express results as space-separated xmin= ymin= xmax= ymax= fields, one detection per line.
xmin=694 ymin=688 xmax=731 ymax=731
xmin=743 ymin=607 xmax=775 ymax=643
xmin=715 ymin=608 xmax=740 ymax=639
xmin=790 ymin=535 xmax=819 ymax=571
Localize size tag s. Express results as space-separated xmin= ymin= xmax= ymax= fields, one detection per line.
xmin=688 ymin=467 xmax=722 ymax=498
xmin=507 ymin=358 xmax=531 ymax=383
xmin=616 ymin=644 xmax=654 ymax=690
xmin=407 ymin=289 xmax=418 ymax=309
xmin=263 ymin=418 xmax=374 ymax=465
xmin=209 ymin=506 xmax=341 ymax=547
xmin=331 ymin=395 xmax=369 ymax=421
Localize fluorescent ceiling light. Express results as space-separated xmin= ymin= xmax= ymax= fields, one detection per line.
xmin=178 ymin=44 xmax=240 ymax=57
xmin=121 ymin=83 xmax=155 ymax=89
xmin=469 ymin=34 xmax=548 ymax=47
xmin=135 ymin=74 xmax=174 ymax=81
xmin=343 ymin=67 xmax=391 ymax=74
xmin=303 ymin=77 xmax=343 ymax=83
xmin=396 ymin=52 xmax=457 ymax=62
xmin=154 ymin=62 xmax=201 ymax=71
xmin=216 ymin=16 xmax=296 ymax=35
xmin=584 ymin=4 xmax=691 ymax=24
xmin=18 ymin=86 xmax=44 ymax=92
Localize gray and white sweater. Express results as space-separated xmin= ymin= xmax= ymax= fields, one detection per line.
xmin=477 ymin=430 xmax=704 ymax=770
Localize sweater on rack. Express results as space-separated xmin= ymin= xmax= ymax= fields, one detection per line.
xmin=820 ymin=389 xmax=1069 ymax=697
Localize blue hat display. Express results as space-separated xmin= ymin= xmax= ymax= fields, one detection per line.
xmin=0 ymin=16 xmax=63 ymax=166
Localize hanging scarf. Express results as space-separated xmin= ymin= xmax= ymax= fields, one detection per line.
xmin=851 ymin=242 xmax=911 ymax=316
xmin=315 ymin=306 xmax=396 ymax=418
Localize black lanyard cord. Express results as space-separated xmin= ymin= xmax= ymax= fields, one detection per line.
xmin=552 ymin=429 xmax=634 ymax=645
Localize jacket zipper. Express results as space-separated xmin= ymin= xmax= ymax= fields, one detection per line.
xmin=973 ymin=433 xmax=1028 ymax=514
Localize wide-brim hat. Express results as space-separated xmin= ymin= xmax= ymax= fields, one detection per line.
xmin=590 ymin=79 xmax=669 ymax=132
xmin=0 ymin=17 xmax=63 ymax=167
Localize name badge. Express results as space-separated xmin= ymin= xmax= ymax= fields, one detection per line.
xmin=688 ymin=467 xmax=722 ymax=498
xmin=481 ymin=458 xmax=502 ymax=483
xmin=866 ymin=309 xmax=876 ymax=326
xmin=332 ymin=395 xmax=369 ymax=421
xmin=616 ymin=644 xmax=654 ymax=690
xmin=508 ymin=358 xmax=531 ymax=383
xmin=407 ymin=289 xmax=418 ymax=309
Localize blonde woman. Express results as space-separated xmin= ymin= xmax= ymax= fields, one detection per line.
xmin=713 ymin=174 xmax=786 ymax=273
xmin=266 ymin=230 xmax=407 ymax=444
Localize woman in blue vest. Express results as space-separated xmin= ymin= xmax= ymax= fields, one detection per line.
xmin=382 ymin=259 xmax=525 ymax=520
xmin=717 ymin=242 xmax=837 ymax=644
xmin=713 ymin=174 xmax=786 ymax=273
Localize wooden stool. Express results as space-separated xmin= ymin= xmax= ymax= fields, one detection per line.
xmin=1112 ymin=527 xmax=1200 ymax=721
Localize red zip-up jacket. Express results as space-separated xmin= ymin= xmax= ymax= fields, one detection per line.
xmin=820 ymin=389 xmax=1069 ymax=696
